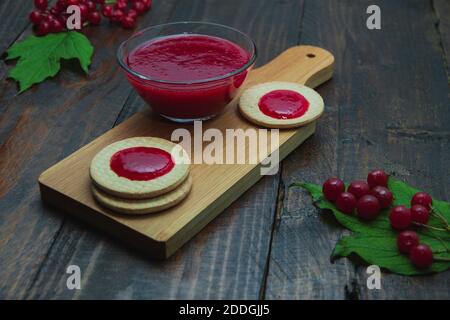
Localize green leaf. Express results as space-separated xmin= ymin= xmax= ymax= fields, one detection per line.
xmin=6 ymin=32 xmax=94 ymax=93
xmin=295 ymin=178 xmax=450 ymax=275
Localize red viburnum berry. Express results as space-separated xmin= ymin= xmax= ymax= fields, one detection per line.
xmin=29 ymin=10 xmax=43 ymax=25
xmin=142 ymin=0 xmax=152 ymax=10
xmin=411 ymin=192 xmax=433 ymax=209
xmin=34 ymin=0 xmax=48 ymax=11
xmin=121 ymin=15 xmax=136 ymax=29
xmin=115 ymin=1 xmax=128 ymax=11
xmin=86 ymin=1 xmax=97 ymax=11
xmin=88 ymin=11 xmax=101 ymax=25
xmin=78 ymin=3 xmax=89 ymax=18
xmin=133 ymin=1 xmax=146 ymax=14
xmin=389 ymin=205 xmax=412 ymax=230
xmin=322 ymin=177 xmax=345 ymax=202
xmin=348 ymin=180 xmax=370 ymax=199
xmin=370 ymin=186 xmax=393 ymax=209
xmin=56 ymin=0 xmax=68 ymax=11
xmin=410 ymin=244 xmax=433 ymax=269
xmin=410 ymin=204 xmax=430 ymax=225
xmin=102 ymin=5 xmax=114 ymax=17
xmin=111 ymin=9 xmax=125 ymax=22
xmin=50 ymin=7 xmax=60 ymax=16
xmin=127 ymin=9 xmax=138 ymax=19
xmin=356 ymin=195 xmax=380 ymax=220
xmin=37 ymin=20 xmax=51 ymax=36
xmin=335 ymin=192 xmax=357 ymax=214
xmin=43 ymin=14 xmax=56 ymax=23
xmin=66 ymin=0 xmax=79 ymax=6
xmin=50 ymin=19 xmax=64 ymax=33
xmin=367 ymin=169 xmax=388 ymax=188
xmin=397 ymin=230 xmax=419 ymax=254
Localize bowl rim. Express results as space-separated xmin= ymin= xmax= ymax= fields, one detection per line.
xmin=116 ymin=21 xmax=257 ymax=85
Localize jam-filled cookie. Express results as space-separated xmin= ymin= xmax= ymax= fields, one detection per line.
xmin=92 ymin=176 xmax=192 ymax=215
xmin=239 ymin=81 xmax=324 ymax=128
xmin=90 ymin=137 xmax=190 ymax=199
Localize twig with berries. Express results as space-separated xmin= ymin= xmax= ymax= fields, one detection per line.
xmin=6 ymin=0 xmax=154 ymax=93
xmin=29 ymin=0 xmax=152 ymax=36
xmin=298 ymin=169 xmax=450 ymax=275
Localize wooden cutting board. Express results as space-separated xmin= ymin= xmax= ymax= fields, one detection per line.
xmin=39 ymin=45 xmax=334 ymax=259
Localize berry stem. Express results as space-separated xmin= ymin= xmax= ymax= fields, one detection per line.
xmin=434 ymin=256 xmax=450 ymax=262
xmin=430 ymin=206 xmax=450 ymax=230
xmin=438 ymin=238 xmax=450 ymax=253
xmin=413 ymin=222 xmax=448 ymax=232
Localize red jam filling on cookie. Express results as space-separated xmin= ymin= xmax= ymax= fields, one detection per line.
xmin=258 ymin=89 xmax=309 ymax=119
xmin=110 ymin=147 xmax=174 ymax=181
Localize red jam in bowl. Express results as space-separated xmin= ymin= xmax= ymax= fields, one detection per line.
xmin=110 ymin=147 xmax=174 ymax=181
xmin=124 ymin=34 xmax=252 ymax=121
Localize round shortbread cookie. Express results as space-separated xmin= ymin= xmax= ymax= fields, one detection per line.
xmin=90 ymin=137 xmax=190 ymax=199
xmin=239 ymin=81 xmax=324 ymax=129
xmin=92 ymin=176 xmax=192 ymax=215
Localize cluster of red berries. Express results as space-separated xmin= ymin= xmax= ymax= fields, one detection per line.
xmin=393 ymin=192 xmax=434 ymax=269
xmin=322 ymin=170 xmax=440 ymax=270
xmin=322 ymin=169 xmax=391 ymax=220
xmin=29 ymin=0 xmax=152 ymax=36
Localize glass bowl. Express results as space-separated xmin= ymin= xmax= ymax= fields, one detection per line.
xmin=117 ymin=21 xmax=257 ymax=122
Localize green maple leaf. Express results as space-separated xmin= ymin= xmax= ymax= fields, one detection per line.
xmin=293 ymin=178 xmax=450 ymax=276
xmin=6 ymin=32 xmax=94 ymax=93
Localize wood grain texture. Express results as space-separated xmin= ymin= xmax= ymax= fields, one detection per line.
xmin=350 ymin=0 xmax=450 ymax=299
xmin=0 ymin=1 xmax=33 ymax=55
xmin=434 ymin=0 xmax=450 ymax=76
xmin=21 ymin=0 xmax=311 ymax=300
xmin=264 ymin=0 xmax=357 ymax=300
xmin=266 ymin=0 xmax=450 ymax=300
xmin=0 ymin=0 xmax=179 ymax=299
xmin=1 ymin=0 xmax=449 ymax=300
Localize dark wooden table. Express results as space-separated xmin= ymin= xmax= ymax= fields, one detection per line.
xmin=1 ymin=0 xmax=449 ymax=299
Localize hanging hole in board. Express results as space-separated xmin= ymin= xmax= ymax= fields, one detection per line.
xmin=306 ymin=53 xmax=316 ymax=58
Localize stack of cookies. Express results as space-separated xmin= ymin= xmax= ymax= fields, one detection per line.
xmin=89 ymin=137 xmax=192 ymax=215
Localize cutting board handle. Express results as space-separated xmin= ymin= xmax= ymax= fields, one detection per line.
xmin=248 ymin=45 xmax=335 ymax=89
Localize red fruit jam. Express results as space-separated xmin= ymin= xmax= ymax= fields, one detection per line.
xmin=110 ymin=147 xmax=174 ymax=181
xmin=258 ymin=90 xmax=309 ymax=119
xmin=125 ymin=34 xmax=251 ymax=120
